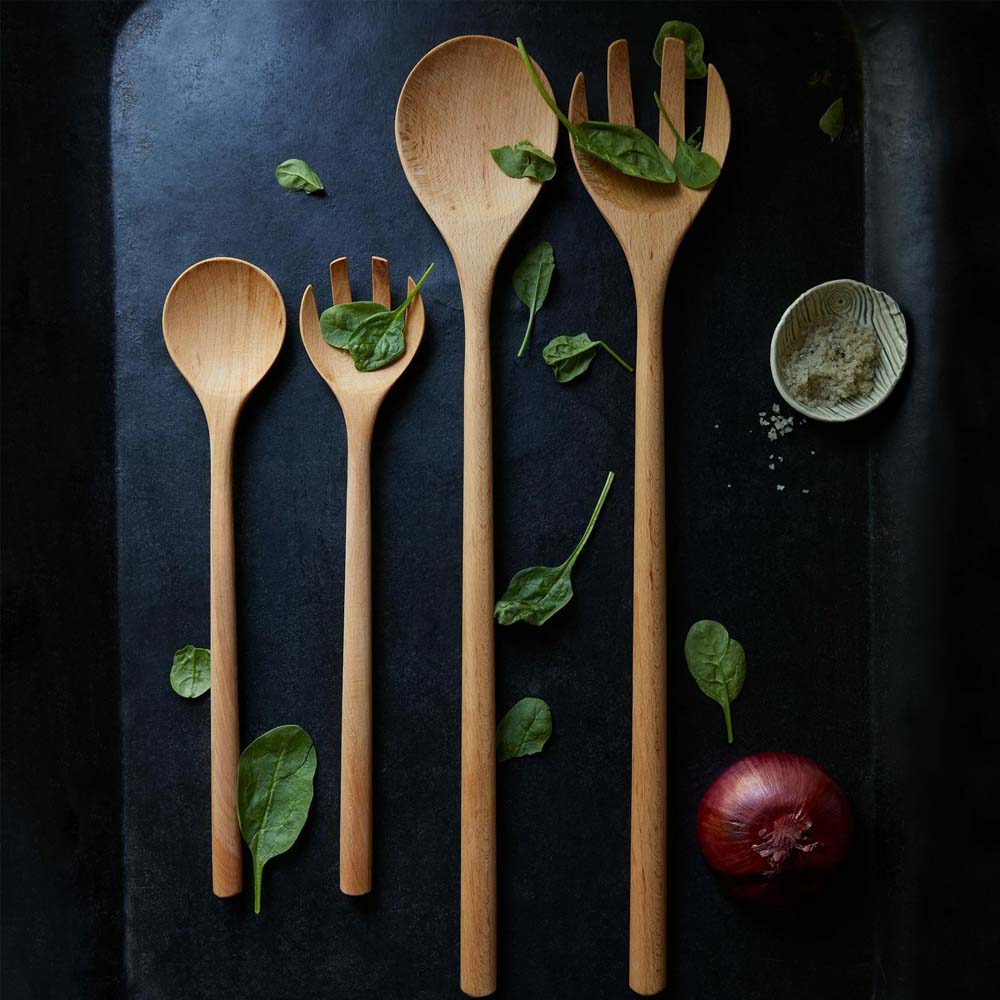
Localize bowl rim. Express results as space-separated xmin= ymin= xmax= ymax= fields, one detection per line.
xmin=769 ymin=277 xmax=907 ymax=423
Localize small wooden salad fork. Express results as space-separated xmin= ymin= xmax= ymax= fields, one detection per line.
xmin=299 ymin=256 xmax=425 ymax=895
xmin=567 ymin=37 xmax=731 ymax=995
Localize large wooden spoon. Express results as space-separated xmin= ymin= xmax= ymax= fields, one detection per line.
xmin=396 ymin=36 xmax=558 ymax=996
xmin=162 ymin=257 xmax=286 ymax=897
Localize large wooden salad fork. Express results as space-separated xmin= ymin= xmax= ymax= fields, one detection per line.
xmin=162 ymin=257 xmax=286 ymax=897
xmin=567 ymin=38 xmax=731 ymax=995
xmin=299 ymin=256 xmax=425 ymax=896
xmin=396 ymin=36 xmax=558 ymax=997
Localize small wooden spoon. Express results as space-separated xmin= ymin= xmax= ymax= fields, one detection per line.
xmin=298 ymin=256 xmax=425 ymax=896
xmin=162 ymin=257 xmax=286 ymax=897
xmin=396 ymin=36 xmax=558 ymax=997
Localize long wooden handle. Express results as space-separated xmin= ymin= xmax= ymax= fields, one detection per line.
xmin=629 ymin=278 xmax=668 ymax=995
xmin=208 ymin=418 xmax=242 ymax=897
xmin=458 ymin=268 xmax=497 ymax=997
xmin=340 ymin=416 xmax=375 ymax=895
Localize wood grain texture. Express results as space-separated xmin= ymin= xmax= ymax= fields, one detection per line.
xmin=299 ymin=258 xmax=425 ymax=896
xmin=162 ymin=257 xmax=286 ymax=897
xmin=395 ymin=36 xmax=559 ymax=997
xmin=567 ymin=39 xmax=732 ymax=994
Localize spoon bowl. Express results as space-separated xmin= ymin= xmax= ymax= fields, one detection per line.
xmin=162 ymin=255 xmax=286 ymax=898
xmin=397 ymin=35 xmax=559 ymax=256
xmin=163 ymin=257 xmax=286 ymax=411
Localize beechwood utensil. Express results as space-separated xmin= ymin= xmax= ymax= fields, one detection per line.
xmin=162 ymin=257 xmax=286 ymax=897
xmin=565 ymin=38 xmax=731 ymax=995
xmin=395 ymin=36 xmax=559 ymax=996
xmin=298 ymin=256 xmax=425 ymax=896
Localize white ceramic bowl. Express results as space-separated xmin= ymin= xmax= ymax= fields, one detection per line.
xmin=770 ymin=278 xmax=908 ymax=421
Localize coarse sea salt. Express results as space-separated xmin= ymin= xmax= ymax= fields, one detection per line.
xmin=781 ymin=315 xmax=880 ymax=407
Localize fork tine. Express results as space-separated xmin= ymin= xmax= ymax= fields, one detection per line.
xmin=657 ymin=37 xmax=686 ymax=156
xmin=568 ymin=72 xmax=589 ymax=126
xmin=299 ymin=284 xmax=323 ymax=357
xmin=371 ymin=256 xmax=391 ymax=309
xmin=404 ymin=275 xmax=423 ymax=331
xmin=701 ymin=65 xmax=732 ymax=168
xmin=330 ymin=257 xmax=352 ymax=306
xmin=606 ymin=40 xmax=635 ymax=126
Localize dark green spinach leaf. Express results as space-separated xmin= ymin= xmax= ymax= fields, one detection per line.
xmin=237 ymin=724 xmax=317 ymax=914
xmin=654 ymin=93 xmax=721 ymax=189
xmin=517 ymin=39 xmax=676 ymax=185
xmin=490 ymin=140 xmax=557 ymax=181
xmin=683 ymin=620 xmax=746 ymax=743
xmin=513 ymin=243 xmax=554 ymax=357
xmin=542 ymin=333 xmax=633 ymax=383
xmin=497 ymin=698 xmax=552 ymax=761
xmin=275 ymin=159 xmax=324 ymax=194
xmin=342 ymin=263 xmax=434 ymax=372
xmin=653 ymin=21 xmax=708 ymax=78
xmin=819 ymin=97 xmax=845 ymax=142
xmin=495 ymin=471 xmax=614 ymax=626
xmin=170 ymin=645 xmax=210 ymax=698
xmin=320 ymin=301 xmax=386 ymax=349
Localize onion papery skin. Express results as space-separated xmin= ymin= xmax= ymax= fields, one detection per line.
xmin=697 ymin=752 xmax=853 ymax=904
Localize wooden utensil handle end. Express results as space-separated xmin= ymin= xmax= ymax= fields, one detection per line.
xmin=212 ymin=863 xmax=242 ymax=898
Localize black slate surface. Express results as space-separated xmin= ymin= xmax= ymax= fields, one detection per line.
xmin=3 ymin=1 xmax=1000 ymax=999
xmin=112 ymin=3 xmax=867 ymax=998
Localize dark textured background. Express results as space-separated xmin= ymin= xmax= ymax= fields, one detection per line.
xmin=2 ymin=2 xmax=999 ymax=998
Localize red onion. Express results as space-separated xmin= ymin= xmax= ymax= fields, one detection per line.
xmin=696 ymin=752 xmax=853 ymax=904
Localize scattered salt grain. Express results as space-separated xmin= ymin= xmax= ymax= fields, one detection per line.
xmin=768 ymin=463 xmax=775 ymax=470
xmin=777 ymin=485 xmax=785 ymax=491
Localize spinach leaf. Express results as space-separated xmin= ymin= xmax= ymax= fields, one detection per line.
xmin=344 ymin=263 xmax=434 ymax=372
xmin=654 ymin=93 xmax=721 ymax=189
xmin=683 ymin=620 xmax=746 ymax=743
xmin=653 ymin=21 xmax=708 ymax=78
xmin=237 ymin=724 xmax=317 ymax=914
xmin=513 ymin=242 xmax=554 ymax=357
xmin=490 ymin=140 xmax=557 ymax=181
xmin=497 ymin=698 xmax=552 ymax=761
xmin=320 ymin=301 xmax=386 ymax=349
xmin=170 ymin=645 xmax=210 ymax=698
xmin=819 ymin=97 xmax=845 ymax=142
xmin=517 ymin=39 xmax=676 ymax=185
xmin=495 ymin=471 xmax=614 ymax=626
xmin=570 ymin=122 xmax=676 ymax=184
xmin=275 ymin=158 xmax=324 ymax=194
xmin=542 ymin=333 xmax=634 ymax=383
